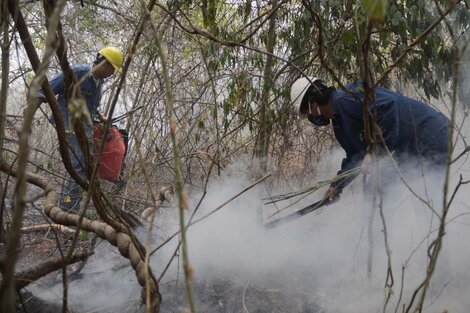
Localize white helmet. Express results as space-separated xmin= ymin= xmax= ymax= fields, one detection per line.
xmin=290 ymin=77 xmax=320 ymax=113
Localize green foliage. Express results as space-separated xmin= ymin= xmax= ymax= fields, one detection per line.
xmin=242 ymin=1 xmax=252 ymax=23
xmin=197 ymin=118 xmax=205 ymax=129
xmin=34 ymin=164 xmax=45 ymax=174
xmin=306 ymin=0 xmax=468 ymax=98
xmin=168 ymin=0 xmax=194 ymax=12
xmin=10 ymin=0 xmax=468 ymax=193
xmin=361 ymin=0 xmax=388 ymax=22
xmin=201 ymin=0 xmax=217 ymax=29
xmin=455 ymin=6 xmax=470 ymax=28
xmin=79 ymin=230 xmax=90 ymax=240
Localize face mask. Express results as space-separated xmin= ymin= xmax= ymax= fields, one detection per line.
xmin=307 ymin=114 xmax=330 ymax=126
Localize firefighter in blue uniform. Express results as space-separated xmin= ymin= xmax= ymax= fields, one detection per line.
xmin=290 ymin=77 xmax=450 ymax=201
xmin=39 ymin=47 xmax=123 ymax=212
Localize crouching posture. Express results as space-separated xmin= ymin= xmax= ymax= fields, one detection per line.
xmin=290 ymin=77 xmax=450 ymax=200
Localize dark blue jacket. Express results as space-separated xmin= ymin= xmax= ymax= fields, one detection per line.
xmin=40 ymin=64 xmax=103 ymax=132
xmin=331 ymin=83 xmax=449 ymax=189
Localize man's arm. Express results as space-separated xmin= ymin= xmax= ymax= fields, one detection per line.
xmin=324 ymin=152 xmax=365 ymax=200
xmin=38 ymin=72 xmax=65 ymax=103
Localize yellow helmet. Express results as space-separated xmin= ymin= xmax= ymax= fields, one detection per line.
xmin=98 ymin=47 xmax=123 ymax=72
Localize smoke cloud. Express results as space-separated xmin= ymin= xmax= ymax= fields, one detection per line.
xmin=154 ymin=149 xmax=470 ymax=312
xmin=28 ymin=131 xmax=470 ymax=313
xmin=27 ymin=146 xmax=470 ymax=313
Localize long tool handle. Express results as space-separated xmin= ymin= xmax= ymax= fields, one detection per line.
xmin=264 ymin=198 xmax=331 ymax=228
xmin=111 ymin=106 xmax=144 ymax=123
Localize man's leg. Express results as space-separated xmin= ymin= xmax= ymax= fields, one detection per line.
xmin=60 ymin=179 xmax=83 ymax=212
xmin=59 ymin=133 xmax=86 ymax=213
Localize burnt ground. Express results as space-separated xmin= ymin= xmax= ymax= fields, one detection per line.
xmin=159 ymin=279 xmax=323 ymax=313
xmin=11 ymin=207 xmax=92 ymax=273
xmin=2 ymin=203 xmax=324 ymax=313
xmin=0 ymin=203 xmax=96 ymax=313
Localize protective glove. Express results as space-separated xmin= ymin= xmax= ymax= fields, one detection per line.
xmin=323 ymin=186 xmax=341 ymax=203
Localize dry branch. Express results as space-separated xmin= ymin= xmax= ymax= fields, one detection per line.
xmin=19 ymin=224 xmax=75 ymax=234
xmin=141 ymin=187 xmax=173 ymax=222
xmin=0 ymin=161 xmax=161 ymax=312
xmin=44 ymin=198 xmax=161 ymax=311
xmin=12 ymin=250 xmax=93 ymax=290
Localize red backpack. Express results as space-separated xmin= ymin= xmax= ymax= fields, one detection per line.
xmin=93 ymin=125 xmax=127 ymax=182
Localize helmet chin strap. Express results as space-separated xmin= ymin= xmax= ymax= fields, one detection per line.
xmin=94 ymin=54 xmax=106 ymax=65
xmin=307 ymin=114 xmax=330 ymax=126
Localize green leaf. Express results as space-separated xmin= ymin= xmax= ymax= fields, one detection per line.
xmin=34 ymin=164 xmax=44 ymax=174
xmin=390 ymin=10 xmax=401 ymax=26
xmin=341 ymin=29 xmax=355 ymax=44
xmin=243 ymin=1 xmax=252 ymax=23
xmin=361 ymin=0 xmax=388 ymax=22
xmin=182 ymin=46 xmax=192 ymax=60
xmin=198 ymin=118 xmax=205 ymax=129
xmin=80 ymin=230 xmax=90 ymax=240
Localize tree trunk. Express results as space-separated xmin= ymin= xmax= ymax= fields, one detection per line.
xmin=255 ymin=0 xmax=278 ymax=173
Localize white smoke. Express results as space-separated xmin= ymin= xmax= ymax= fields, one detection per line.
xmin=27 ymin=125 xmax=470 ymax=313
xmin=158 ymin=149 xmax=470 ymax=313
xmin=27 ymin=145 xmax=470 ymax=313
xmin=27 ymin=241 xmax=142 ymax=312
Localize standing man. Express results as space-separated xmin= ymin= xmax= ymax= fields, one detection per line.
xmin=39 ymin=46 xmax=123 ymax=212
xmin=290 ymin=77 xmax=450 ymax=201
